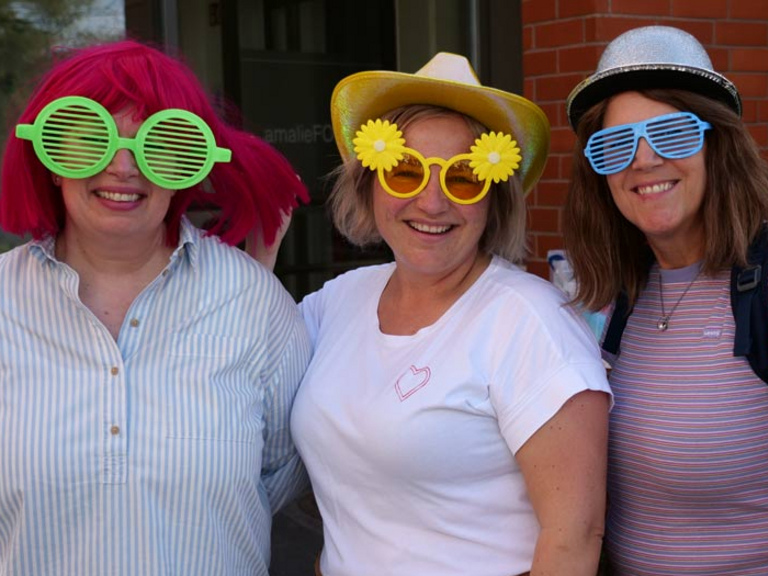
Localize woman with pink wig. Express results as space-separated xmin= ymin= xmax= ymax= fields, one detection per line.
xmin=0 ymin=40 xmax=311 ymax=576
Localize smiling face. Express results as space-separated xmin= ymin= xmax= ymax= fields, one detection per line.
xmin=372 ymin=114 xmax=490 ymax=279
xmin=58 ymin=108 xmax=175 ymax=248
xmin=602 ymin=91 xmax=707 ymax=267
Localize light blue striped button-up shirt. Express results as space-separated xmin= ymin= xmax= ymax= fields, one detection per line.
xmin=0 ymin=218 xmax=311 ymax=576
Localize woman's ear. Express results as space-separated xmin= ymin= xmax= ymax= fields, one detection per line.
xmin=51 ymin=173 xmax=61 ymax=186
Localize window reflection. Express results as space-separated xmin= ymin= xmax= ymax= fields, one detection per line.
xmin=0 ymin=0 xmax=125 ymax=250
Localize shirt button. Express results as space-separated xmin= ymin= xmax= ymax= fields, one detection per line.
xmin=110 ymin=366 xmax=119 ymax=376
xmin=162 ymin=270 xmax=169 ymax=277
xmin=129 ymin=318 xmax=140 ymax=328
xmin=110 ymin=425 xmax=121 ymax=435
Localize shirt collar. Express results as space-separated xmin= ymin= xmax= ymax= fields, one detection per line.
xmin=173 ymin=216 xmax=200 ymax=268
xmin=28 ymin=215 xmax=200 ymax=268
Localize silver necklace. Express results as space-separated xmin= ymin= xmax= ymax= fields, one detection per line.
xmin=657 ymin=269 xmax=701 ymax=331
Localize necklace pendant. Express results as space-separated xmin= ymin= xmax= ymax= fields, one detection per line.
xmin=657 ymin=316 xmax=670 ymax=331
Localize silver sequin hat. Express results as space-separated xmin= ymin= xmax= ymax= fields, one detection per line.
xmin=567 ymin=25 xmax=741 ymax=129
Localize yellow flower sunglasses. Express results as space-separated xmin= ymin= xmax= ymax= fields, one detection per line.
xmin=353 ymin=119 xmax=522 ymax=205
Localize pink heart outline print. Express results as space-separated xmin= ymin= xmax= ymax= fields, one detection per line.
xmin=395 ymin=365 xmax=431 ymax=401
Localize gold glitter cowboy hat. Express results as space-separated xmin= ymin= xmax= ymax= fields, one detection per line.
xmin=330 ymin=52 xmax=550 ymax=195
xmin=567 ymin=25 xmax=741 ymax=129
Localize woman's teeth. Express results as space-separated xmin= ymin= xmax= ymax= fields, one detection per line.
xmin=95 ymin=190 xmax=141 ymax=202
xmin=637 ymin=182 xmax=674 ymax=195
xmin=409 ymin=221 xmax=451 ymax=234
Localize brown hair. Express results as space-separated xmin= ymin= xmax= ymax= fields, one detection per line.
xmin=564 ymin=89 xmax=768 ymax=311
xmin=329 ymin=105 xmax=528 ymax=263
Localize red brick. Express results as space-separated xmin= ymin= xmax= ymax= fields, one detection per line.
xmin=612 ymin=0 xmax=670 ymax=15
xmin=707 ymin=47 xmax=729 ymax=73
xmin=522 ymin=0 xmax=557 ymax=24
xmin=536 ymin=180 xmax=569 ymax=206
xmin=534 ymin=19 xmax=585 ymax=48
xmin=528 ymin=231 xmax=539 ymax=253
xmin=730 ymin=72 xmax=768 ymax=98
xmin=585 ymin=16 xmax=658 ymax=42
xmin=529 ymin=236 xmax=552 ymax=260
xmin=560 ymin=0 xmax=609 ymax=18
xmin=730 ymin=2 xmax=768 ymax=19
xmin=553 ymin=101 xmax=568 ymax=128
xmin=558 ymin=153 xmax=576 ymax=171
xmin=559 ymin=44 xmax=604 ymax=73
xmin=550 ymin=127 xmax=577 ymax=153
xmin=747 ymin=124 xmax=768 ymax=148
xmin=715 ymin=22 xmax=768 ymax=46
xmin=524 ymin=49 xmax=558 ymax=76
xmin=671 ymin=20 xmax=715 ymax=44
xmin=561 ymin=154 xmax=575 ymax=180
xmin=536 ymin=73 xmax=585 ymax=102
xmin=525 ymin=187 xmax=541 ymax=208
xmin=537 ymin=102 xmax=561 ymax=127
xmin=758 ymin=101 xmax=768 ymax=122
xmin=731 ymin=48 xmax=768 ymax=72
xmin=741 ymin=99 xmax=759 ymax=123
xmin=527 ymin=207 xmax=561 ymax=232
xmin=523 ymin=25 xmax=534 ymax=50
xmin=525 ymin=259 xmax=550 ymax=280
xmin=524 ymin=77 xmax=536 ymax=100
xmin=672 ymin=0 xmax=727 ymax=18
xmin=541 ymin=156 xmax=561 ymax=180
xmin=536 ymin=234 xmax=566 ymax=258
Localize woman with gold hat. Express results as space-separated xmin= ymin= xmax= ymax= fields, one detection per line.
xmin=564 ymin=25 xmax=768 ymax=574
xmin=289 ymin=52 xmax=612 ymax=576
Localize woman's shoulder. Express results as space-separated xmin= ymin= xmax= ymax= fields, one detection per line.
xmin=298 ymin=263 xmax=392 ymax=339
xmin=0 ymin=243 xmax=23 ymax=263
xmin=189 ymin=227 xmax=267 ymax=272
xmin=473 ymin=256 xmax=594 ymax=340
xmin=311 ymin=261 xmax=394 ymax=297
xmin=0 ymin=241 xmax=40 ymax=270
xmin=483 ymin=256 xmax=568 ymax=305
xmin=188 ymin=228 xmax=297 ymax=305
xmin=299 ymin=262 xmax=393 ymax=317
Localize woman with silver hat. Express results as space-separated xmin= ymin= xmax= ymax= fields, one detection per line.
xmin=289 ymin=53 xmax=612 ymax=576
xmin=564 ymin=25 xmax=768 ymax=574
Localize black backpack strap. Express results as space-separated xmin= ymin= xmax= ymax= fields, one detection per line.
xmin=602 ymin=290 xmax=630 ymax=355
xmin=731 ymin=224 xmax=768 ymax=383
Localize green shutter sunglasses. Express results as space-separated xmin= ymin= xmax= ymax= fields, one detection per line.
xmin=16 ymin=96 xmax=232 ymax=190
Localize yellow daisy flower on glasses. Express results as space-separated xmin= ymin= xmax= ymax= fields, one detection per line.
xmin=469 ymin=132 xmax=521 ymax=183
xmin=353 ymin=119 xmax=406 ymax=171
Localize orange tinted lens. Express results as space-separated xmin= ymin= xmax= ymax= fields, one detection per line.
xmin=382 ymin=153 xmax=425 ymax=194
xmin=445 ymin=159 xmax=484 ymax=200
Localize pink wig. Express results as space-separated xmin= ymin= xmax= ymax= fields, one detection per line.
xmin=0 ymin=40 xmax=308 ymax=246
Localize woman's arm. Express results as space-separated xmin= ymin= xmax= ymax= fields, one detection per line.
xmin=516 ymin=389 xmax=610 ymax=576
xmin=245 ymin=210 xmax=292 ymax=271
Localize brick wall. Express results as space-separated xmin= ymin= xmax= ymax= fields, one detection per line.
xmin=521 ymin=0 xmax=768 ymax=278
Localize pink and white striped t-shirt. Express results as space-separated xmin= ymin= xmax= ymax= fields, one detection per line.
xmin=606 ymin=262 xmax=768 ymax=575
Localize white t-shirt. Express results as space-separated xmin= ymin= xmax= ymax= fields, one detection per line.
xmin=291 ymin=256 xmax=610 ymax=576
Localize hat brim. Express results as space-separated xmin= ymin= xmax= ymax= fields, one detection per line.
xmin=567 ymin=65 xmax=742 ymax=129
xmin=331 ymin=70 xmax=550 ymax=195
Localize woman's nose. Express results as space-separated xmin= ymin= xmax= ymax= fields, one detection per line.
xmin=415 ymin=166 xmax=450 ymax=212
xmin=106 ymin=148 xmax=140 ymax=179
xmin=630 ymin=137 xmax=663 ymax=170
